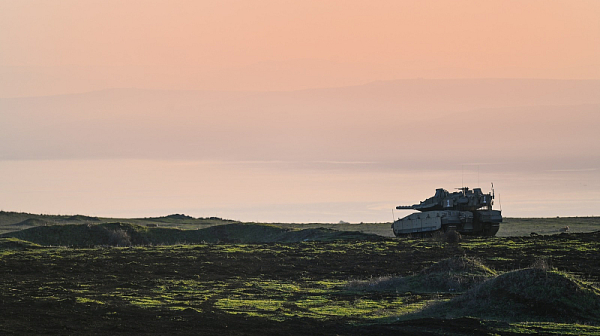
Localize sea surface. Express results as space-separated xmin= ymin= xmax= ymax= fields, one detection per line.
xmin=1 ymin=159 xmax=598 ymax=223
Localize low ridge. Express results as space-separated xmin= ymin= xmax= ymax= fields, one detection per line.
xmin=0 ymin=222 xmax=381 ymax=247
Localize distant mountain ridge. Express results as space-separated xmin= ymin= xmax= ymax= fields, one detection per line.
xmin=1 ymin=78 xmax=598 ymax=168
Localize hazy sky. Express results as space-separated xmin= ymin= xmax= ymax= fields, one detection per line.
xmin=1 ymin=1 xmax=599 ymax=221
xmin=1 ymin=0 xmax=599 ymax=95
xmin=2 ymin=0 xmax=598 ymax=69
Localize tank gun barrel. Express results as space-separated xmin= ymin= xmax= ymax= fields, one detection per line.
xmin=396 ymin=205 xmax=416 ymax=210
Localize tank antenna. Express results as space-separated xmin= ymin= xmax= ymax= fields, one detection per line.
xmin=498 ymin=193 xmax=502 ymax=211
xmin=392 ymin=208 xmax=395 ymax=223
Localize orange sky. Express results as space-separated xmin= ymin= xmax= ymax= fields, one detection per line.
xmin=1 ymin=1 xmax=599 ymax=221
xmin=1 ymin=0 xmax=599 ymax=95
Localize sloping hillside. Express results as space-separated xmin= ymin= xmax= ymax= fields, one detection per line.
xmin=0 ymin=222 xmax=381 ymax=247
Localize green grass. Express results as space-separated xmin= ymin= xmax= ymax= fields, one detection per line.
xmin=0 ymin=237 xmax=42 ymax=250
xmin=501 ymin=322 xmax=600 ymax=335
xmin=1 ymin=215 xmax=600 ymax=334
xmin=499 ymin=217 xmax=600 ymax=236
xmin=3 ymin=210 xmax=598 ymax=237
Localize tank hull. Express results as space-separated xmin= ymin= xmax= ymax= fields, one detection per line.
xmin=392 ymin=210 xmax=501 ymax=237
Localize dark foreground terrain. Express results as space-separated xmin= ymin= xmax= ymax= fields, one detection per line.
xmin=1 ymin=221 xmax=600 ymax=335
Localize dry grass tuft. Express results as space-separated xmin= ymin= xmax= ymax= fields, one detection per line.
xmin=414 ymin=268 xmax=600 ymax=323
xmin=347 ymin=256 xmax=495 ymax=293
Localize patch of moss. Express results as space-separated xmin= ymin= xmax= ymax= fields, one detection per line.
xmin=0 ymin=237 xmax=42 ymax=250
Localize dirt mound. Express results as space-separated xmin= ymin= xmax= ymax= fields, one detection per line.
xmin=420 ymin=268 xmax=600 ymax=323
xmin=420 ymin=256 xmax=496 ymax=276
xmin=415 ymin=256 xmax=497 ymax=291
xmin=0 ymin=223 xmax=381 ymax=247
xmin=0 ymin=237 xmax=42 ymax=250
xmin=196 ymin=223 xmax=289 ymax=243
xmin=185 ymin=224 xmax=380 ymax=243
xmin=1 ymin=223 xmax=150 ymax=247
xmin=348 ymin=256 xmax=496 ymax=293
xmin=63 ymin=215 xmax=100 ymax=222
xmin=11 ymin=218 xmax=55 ymax=227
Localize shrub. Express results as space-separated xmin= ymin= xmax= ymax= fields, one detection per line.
xmin=106 ymin=228 xmax=131 ymax=247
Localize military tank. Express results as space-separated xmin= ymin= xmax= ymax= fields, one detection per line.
xmin=392 ymin=186 xmax=502 ymax=237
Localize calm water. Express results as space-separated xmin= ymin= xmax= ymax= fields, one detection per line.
xmin=1 ymin=159 xmax=598 ymax=223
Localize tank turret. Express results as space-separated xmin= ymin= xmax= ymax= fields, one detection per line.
xmin=397 ymin=187 xmax=494 ymax=212
xmin=392 ymin=186 xmax=502 ymax=237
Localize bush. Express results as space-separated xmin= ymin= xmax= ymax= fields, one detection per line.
xmin=106 ymin=228 xmax=131 ymax=247
xmin=445 ymin=230 xmax=462 ymax=244
xmin=431 ymin=230 xmax=462 ymax=244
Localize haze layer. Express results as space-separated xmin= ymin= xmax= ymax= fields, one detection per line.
xmin=1 ymin=1 xmax=599 ymax=221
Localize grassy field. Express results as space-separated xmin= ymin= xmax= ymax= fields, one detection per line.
xmin=2 ymin=210 xmax=599 ymax=237
xmin=277 ymin=217 xmax=600 ymax=238
xmin=0 ymin=214 xmax=600 ymax=334
xmin=498 ymin=217 xmax=600 ymax=236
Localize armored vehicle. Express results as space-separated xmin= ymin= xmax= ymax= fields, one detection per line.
xmin=392 ymin=186 xmax=502 ymax=237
